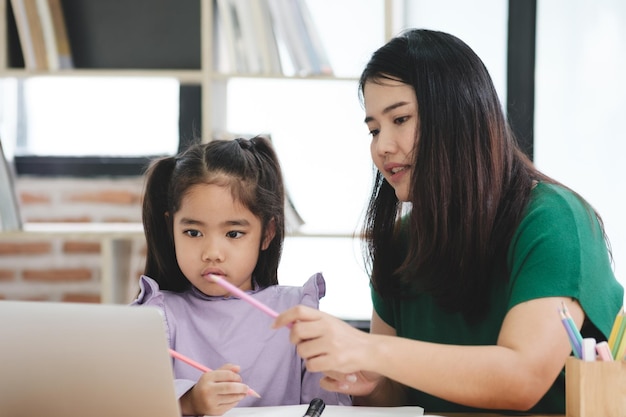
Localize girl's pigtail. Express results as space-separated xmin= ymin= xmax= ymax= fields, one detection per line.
xmin=248 ymin=135 xmax=285 ymax=287
xmin=142 ymin=156 xmax=188 ymax=291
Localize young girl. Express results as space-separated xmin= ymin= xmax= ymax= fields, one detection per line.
xmin=132 ymin=136 xmax=350 ymax=416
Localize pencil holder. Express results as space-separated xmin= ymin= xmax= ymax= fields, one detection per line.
xmin=565 ymin=357 xmax=626 ymax=417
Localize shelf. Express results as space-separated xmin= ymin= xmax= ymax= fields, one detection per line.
xmin=0 ymin=68 xmax=360 ymax=83
xmin=0 ymin=68 xmax=205 ymax=84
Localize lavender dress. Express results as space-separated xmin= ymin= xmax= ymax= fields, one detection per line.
xmin=131 ymin=272 xmax=351 ymax=407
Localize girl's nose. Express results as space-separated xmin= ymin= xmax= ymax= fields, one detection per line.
xmin=201 ymin=240 xmax=223 ymax=262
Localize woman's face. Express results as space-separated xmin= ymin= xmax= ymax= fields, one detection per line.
xmin=363 ymin=79 xmax=419 ymax=202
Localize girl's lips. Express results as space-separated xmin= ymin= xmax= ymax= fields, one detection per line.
xmin=202 ymin=271 xmax=225 ymax=280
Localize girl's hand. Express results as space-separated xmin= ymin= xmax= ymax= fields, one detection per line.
xmin=180 ymin=363 xmax=249 ymax=416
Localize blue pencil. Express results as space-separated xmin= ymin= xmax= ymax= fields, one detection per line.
xmin=559 ymin=307 xmax=582 ymax=358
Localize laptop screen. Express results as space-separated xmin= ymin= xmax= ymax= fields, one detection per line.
xmin=0 ymin=300 xmax=181 ymax=417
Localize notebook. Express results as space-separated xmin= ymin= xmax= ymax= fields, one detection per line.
xmin=0 ymin=300 xmax=181 ymax=417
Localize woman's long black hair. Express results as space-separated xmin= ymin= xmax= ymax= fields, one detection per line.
xmin=360 ymin=29 xmax=552 ymax=320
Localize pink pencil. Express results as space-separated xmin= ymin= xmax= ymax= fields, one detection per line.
xmin=208 ymin=274 xmax=282 ymax=320
xmin=168 ymin=348 xmax=261 ymax=398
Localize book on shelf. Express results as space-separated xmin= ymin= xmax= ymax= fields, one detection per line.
xmin=0 ymin=138 xmax=23 ymax=232
xmin=232 ymin=0 xmax=264 ymax=74
xmin=212 ymin=0 xmax=233 ymax=73
xmin=35 ymin=0 xmax=59 ymax=69
xmin=45 ymin=0 xmax=74 ymax=69
xmin=247 ymin=0 xmax=282 ymax=75
xmin=10 ymin=0 xmax=73 ymax=70
xmin=215 ymin=0 xmax=246 ymax=73
xmin=214 ymin=0 xmax=331 ymax=76
xmin=10 ymin=0 xmax=47 ymax=70
xmin=266 ymin=0 xmax=333 ymax=76
xmin=295 ymin=0 xmax=332 ymax=75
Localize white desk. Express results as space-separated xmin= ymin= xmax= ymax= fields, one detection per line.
xmin=222 ymin=405 xmax=563 ymax=416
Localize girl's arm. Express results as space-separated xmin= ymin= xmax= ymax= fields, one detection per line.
xmin=274 ymin=296 xmax=582 ymax=411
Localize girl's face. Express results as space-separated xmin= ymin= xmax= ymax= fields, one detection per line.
xmin=172 ymin=183 xmax=273 ymax=296
xmin=363 ymin=79 xmax=419 ymax=202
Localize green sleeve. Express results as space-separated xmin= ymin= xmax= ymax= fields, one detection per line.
xmin=371 ymin=283 xmax=395 ymax=327
xmin=507 ymin=183 xmax=623 ymax=337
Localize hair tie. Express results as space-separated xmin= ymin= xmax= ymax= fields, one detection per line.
xmin=235 ymin=137 xmax=254 ymax=150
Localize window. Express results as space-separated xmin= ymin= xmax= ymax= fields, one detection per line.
xmin=13 ymin=77 xmax=180 ymax=157
xmin=534 ymin=0 xmax=626 ymax=289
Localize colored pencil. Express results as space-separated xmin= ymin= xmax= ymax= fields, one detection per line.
xmin=169 ymin=348 xmax=261 ymax=398
xmin=208 ymin=274 xmax=291 ymax=328
xmin=559 ymin=307 xmax=582 ymax=359
xmin=608 ymin=307 xmax=625 ymax=359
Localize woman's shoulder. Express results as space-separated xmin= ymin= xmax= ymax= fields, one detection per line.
xmin=525 ymin=182 xmax=596 ymax=225
xmin=531 ymin=182 xmax=589 ymax=209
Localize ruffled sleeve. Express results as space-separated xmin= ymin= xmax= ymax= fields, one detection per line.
xmin=299 ymin=272 xmax=326 ymax=308
xmin=130 ymin=275 xmax=165 ymax=308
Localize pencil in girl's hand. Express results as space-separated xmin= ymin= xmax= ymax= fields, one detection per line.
xmin=168 ymin=348 xmax=261 ymax=398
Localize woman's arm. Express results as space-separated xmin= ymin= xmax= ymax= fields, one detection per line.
xmin=274 ymin=296 xmax=582 ymax=410
xmin=350 ymin=310 xmax=408 ymax=406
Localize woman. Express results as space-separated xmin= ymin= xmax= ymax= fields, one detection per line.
xmin=273 ymin=29 xmax=623 ymax=414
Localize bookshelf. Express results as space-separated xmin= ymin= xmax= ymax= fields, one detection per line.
xmin=0 ymin=0 xmax=399 ymax=143
xmin=0 ymin=0 xmax=399 ymax=312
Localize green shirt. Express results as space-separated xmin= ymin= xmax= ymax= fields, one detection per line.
xmin=372 ymin=182 xmax=624 ymax=414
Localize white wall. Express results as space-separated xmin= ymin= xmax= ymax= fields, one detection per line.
xmin=534 ymin=0 xmax=626 ymax=298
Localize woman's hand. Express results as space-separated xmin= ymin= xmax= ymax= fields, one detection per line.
xmin=274 ymin=305 xmax=369 ymax=374
xmin=320 ymin=370 xmax=382 ymax=397
xmin=179 ymin=363 xmax=249 ymax=416
xmin=274 ymin=306 xmax=408 ymax=406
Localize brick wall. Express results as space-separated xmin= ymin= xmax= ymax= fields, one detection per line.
xmin=0 ymin=176 xmax=147 ymax=303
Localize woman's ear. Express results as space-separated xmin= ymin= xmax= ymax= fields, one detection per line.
xmin=261 ymin=218 xmax=276 ymax=250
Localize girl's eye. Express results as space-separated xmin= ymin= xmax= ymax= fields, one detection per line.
xmin=226 ymin=231 xmax=244 ymax=239
xmin=368 ymin=128 xmax=380 ymax=137
xmin=184 ymin=229 xmax=202 ymax=238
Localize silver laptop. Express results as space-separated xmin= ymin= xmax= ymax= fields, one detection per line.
xmin=0 ymin=300 xmax=181 ymax=417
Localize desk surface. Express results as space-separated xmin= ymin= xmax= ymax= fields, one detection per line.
xmin=434 ymin=413 xmax=565 ymax=417
xmin=222 ymin=405 xmax=563 ymax=417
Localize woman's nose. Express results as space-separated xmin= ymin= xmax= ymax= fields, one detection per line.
xmin=373 ymin=130 xmax=397 ymax=155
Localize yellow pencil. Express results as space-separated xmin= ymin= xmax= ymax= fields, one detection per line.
xmin=616 ymin=334 xmax=626 ymax=360
xmin=607 ymin=307 xmax=625 ymax=358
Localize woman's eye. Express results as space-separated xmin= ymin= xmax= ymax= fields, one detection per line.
xmin=369 ymin=128 xmax=380 ymax=137
xmin=394 ymin=115 xmax=409 ymax=125
xmin=184 ymin=229 xmax=202 ymax=238
xmin=226 ymin=231 xmax=244 ymax=239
